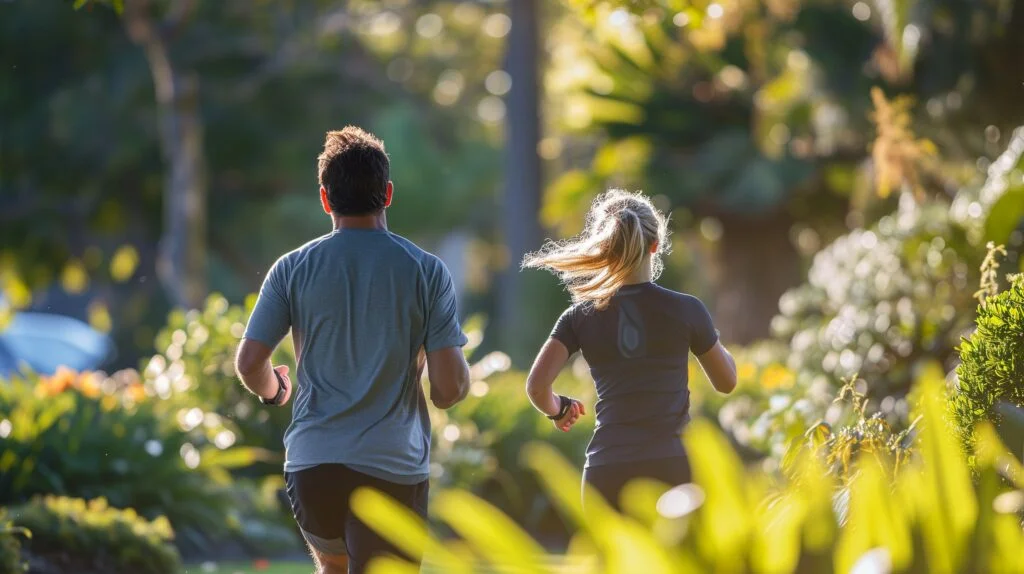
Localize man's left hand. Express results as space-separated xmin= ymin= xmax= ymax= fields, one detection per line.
xmin=270 ymin=365 xmax=293 ymax=406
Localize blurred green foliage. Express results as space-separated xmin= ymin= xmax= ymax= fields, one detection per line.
xmin=431 ymin=364 xmax=596 ymax=534
xmin=351 ymin=373 xmax=1024 ymax=574
xmin=765 ymin=125 xmax=1024 ymax=440
xmin=9 ymin=496 xmax=179 ymax=574
xmin=771 ymin=198 xmax=979 ymax=405
xmin=0 ymin=511 xmax=28 ymax=574
xmin=143 ymin=293 xmax=294 ymax=473
xmin=954 ymin=126 xmax=1024 ymax=264
xmin=4 ymin=3 xmax=1024 ymax=568
xmin=0 ymin=0 xmax=506 ymax=365
xmin=0 ymin=368 xmax=282 ymax=556
xmin=542 ymin=0 xmax=1024 ymax=343
xmin=799 ymin=373 xmax=918 ymax=481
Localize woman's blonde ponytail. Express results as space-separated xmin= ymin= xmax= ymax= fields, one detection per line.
xmin=523 ymin=190 xmax=668 ymax=310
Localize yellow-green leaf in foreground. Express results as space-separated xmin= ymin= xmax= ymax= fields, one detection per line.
xmin=683 ymin=420 xmax=751 ymax=571
xmin=350 ymin=487 xmax=467 ymax=574
xmin=431 ymin=489 xmax=547 ymax=573
xmin=912 ymin=364 xmax=977 ymax=573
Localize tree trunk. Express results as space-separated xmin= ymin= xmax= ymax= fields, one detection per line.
xmin=713 ymin=210 xmax=801 ymax=345
xmin=498 ymin=0 xmax=543 ymax=364
xmin=124 ymin=0 xmax=206 ymax=310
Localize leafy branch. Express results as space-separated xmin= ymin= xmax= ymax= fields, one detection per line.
xmin=974 ymin=241 xmax=1008 ymax=304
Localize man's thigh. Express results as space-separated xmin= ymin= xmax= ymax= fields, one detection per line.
xmin=345 ymin=476 xmax=429 ymax=572
xmin=285 ymin=464 xmax=428 ymax=573
xmin=285 ymin=464 xmax=357 ymax=568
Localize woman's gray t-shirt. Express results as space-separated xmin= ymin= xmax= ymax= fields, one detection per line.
xmin=244 ymin=228 xmax=467 ymax=484
xmin=550 ymin=282 xmax=718 ymax=468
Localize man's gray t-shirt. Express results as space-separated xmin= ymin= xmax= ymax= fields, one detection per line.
xmin=244 ymin=228 xmax=468 ymax=484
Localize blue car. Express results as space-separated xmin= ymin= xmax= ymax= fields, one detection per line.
xmin=0 ymin=312 xmax=114 ymax=377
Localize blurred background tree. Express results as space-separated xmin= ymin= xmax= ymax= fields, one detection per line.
xmin=547 ymin=0 xmax=1024 ymax=342
xmin=3 ymin=0 xmax=1022 ymax=365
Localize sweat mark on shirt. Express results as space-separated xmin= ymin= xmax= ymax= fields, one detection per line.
xmin=617 ymin=299 xmax=647 ymax=358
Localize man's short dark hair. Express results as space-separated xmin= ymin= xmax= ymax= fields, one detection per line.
xmin=317 ymin=126 xmax=390 ymax=215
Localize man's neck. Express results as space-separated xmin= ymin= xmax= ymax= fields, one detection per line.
xmin=331 ymin=211 xmax=388 ymax=232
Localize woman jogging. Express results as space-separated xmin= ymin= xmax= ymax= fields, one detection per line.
xmin=522 ymin=190 xmax=737 ymax=511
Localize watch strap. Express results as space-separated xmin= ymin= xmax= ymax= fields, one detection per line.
xmin=261 ymin=369 xmax=287 ymax=406
xmin=546 ymin=395 xmax=573 ymax=420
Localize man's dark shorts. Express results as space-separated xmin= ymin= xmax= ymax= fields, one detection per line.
xmin=284 ymin=463 xmax=428 ymax=571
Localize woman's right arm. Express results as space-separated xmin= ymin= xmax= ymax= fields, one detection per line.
xmin=526 ymin=339 xmax=584 ymax=431
xmin=697 ymin=342 xmax=737 ymax=394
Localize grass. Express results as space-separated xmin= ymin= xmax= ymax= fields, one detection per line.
xmin=182 ymin=560 xmax=314 ymax=574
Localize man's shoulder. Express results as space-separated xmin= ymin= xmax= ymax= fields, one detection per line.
xmin=271 ymin=233 xmax=333 ymax=268
xmin=384 ymin=233 xmax=446 ymax=272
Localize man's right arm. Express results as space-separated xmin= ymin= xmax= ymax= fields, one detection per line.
xmin=425 ymin=346 xmax=470 ymax=409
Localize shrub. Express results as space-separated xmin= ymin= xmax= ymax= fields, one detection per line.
xmin=688 ymin=341 xmax=822 ymax=464
xmin=0 ymin=511 xmax=28 ymax=574
xmin=771 ymin=198 xmax=979 ymax=412
xmin=0 ymin=371 xmax=268 ymax=555
xmin=10 ymin=496 xmax=179 ymax=574
xmin=141 ymin=293 xmax=295 ymax=476
xmin=799 ymin=373 xmax=919 ymax=481
xmin=351 ymin=373 xmax=1024 ymax=574
xmin=952 ymin=274 xmax=1024 ymax=452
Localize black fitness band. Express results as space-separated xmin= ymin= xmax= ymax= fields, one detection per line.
xmin=261 ymin=369 xmax=287 ymax=406
xmin=547 ymin=395 xmax=573 ymax=420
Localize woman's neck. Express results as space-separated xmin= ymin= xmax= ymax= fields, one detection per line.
xmin=624 ymin=257 xmax=653 ymax=285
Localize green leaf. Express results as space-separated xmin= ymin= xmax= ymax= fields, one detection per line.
xmin=523 ymin=443 xmax=681 ymax=573
xmin=350 ymin=487 xmax=464 ymax=571
xmin=198 ymin=446 xmax=276 ymax=470
xmin=836 ymin=458 xmax=912 ymax=573
xmin=683 ymin=420 xmax=751 ymax=572
xmin=913 ymin=367 xmax=978 ymax=572
xmin=432 ymin=490 xmax=547 ymax=571
xmin=542 ymin=170 xmax=598 ymax=234
xmin=984 ymin=186 xmax=1024 ymax=244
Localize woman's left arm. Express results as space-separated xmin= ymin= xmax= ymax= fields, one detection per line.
xmin=526 ymin=338 xmax=585 ymax=431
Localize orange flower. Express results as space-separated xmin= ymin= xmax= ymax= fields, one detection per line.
xmin=252 ymin=558 xmax=270 ymax=570
xmin=49 ymin=366 xmax=77 ymax=394
xmin=125 ymin=383 xmax=148 ymax=404
xmin=76 ymin=372 xmax=103 ymax=399
xmin=37 ymin=366 xmax=77 ymax=397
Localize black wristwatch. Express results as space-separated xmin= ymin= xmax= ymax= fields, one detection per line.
xmin=547 ymin=395 xmax=573 ymax=420
xmin=261 ymin=369 xmax=287 ymax=406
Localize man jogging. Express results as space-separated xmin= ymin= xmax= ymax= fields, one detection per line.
xmin=235 ymin=126 xmax=471 ymax=574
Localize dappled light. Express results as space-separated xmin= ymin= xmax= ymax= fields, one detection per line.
xmin=3 ymin=0 xmax=1024 ymax=572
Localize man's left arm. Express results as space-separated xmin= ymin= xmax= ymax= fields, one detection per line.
xmin=236 ymin=257 xmax=293 ymax=405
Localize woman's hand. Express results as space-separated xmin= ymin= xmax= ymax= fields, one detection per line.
xmin=554 ymin=400 xmax=586 ymax=432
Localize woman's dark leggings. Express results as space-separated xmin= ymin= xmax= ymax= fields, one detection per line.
xmin=583 ymin=456 xmax=691 ymax=511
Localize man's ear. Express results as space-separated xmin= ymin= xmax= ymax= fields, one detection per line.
xmin=650 ymin=240 xmax=659 ymax=254
xmin=384 ymin=181 xmax=394 ymax=208
xmin=320 ymin=186 xmax=332 ymax=215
